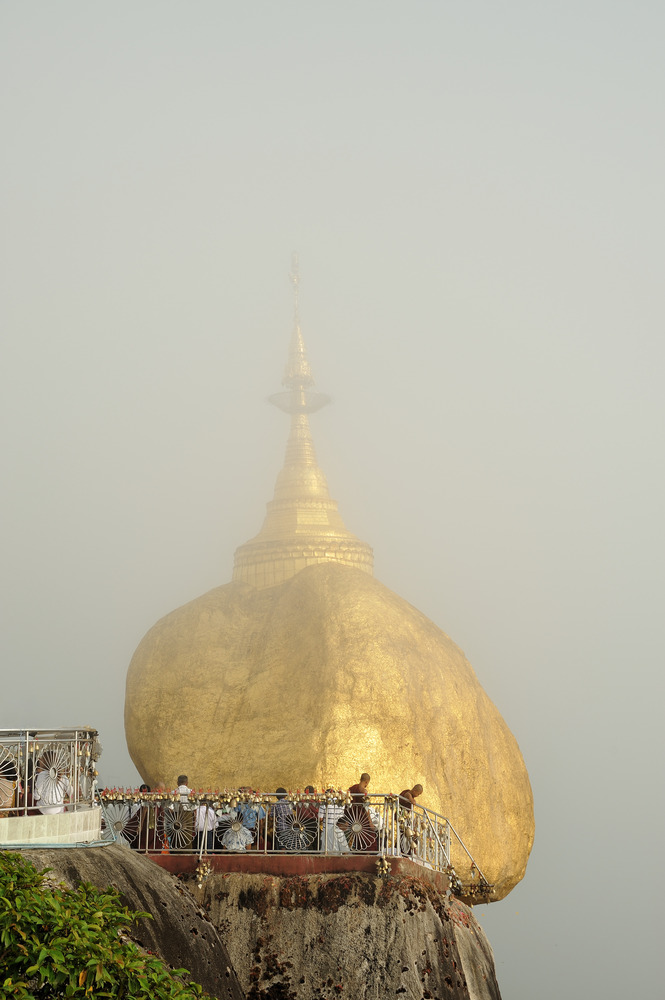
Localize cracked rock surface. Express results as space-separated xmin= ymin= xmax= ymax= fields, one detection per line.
xmin=195 ymin=871 xmax=501 ymax=1000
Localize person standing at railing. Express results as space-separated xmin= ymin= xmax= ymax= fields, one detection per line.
xmin=300 ymin=785 xmax=320 ymax=851
xmin=398 ymin=785 xmax=423 ymax=808
xmin=177 ymin=775 xmax=192 ymax=805
xmin=130 ymin=784 xmax=150 ymax=819
xmin=132 ymin=784 xmax=159 ymax=851
xmin=397 ymin=785 xmax=423 ymax=856
xmin=271 ymin=788 xmax=292 ymax=848
xmin=219 ymin=798 xmax=255 ymax=852
xmin=319 ymin=790 xmax=349 ymax=854
xmin=194 ymin=802 xmax=218 ymax=852
xmin=345 ymin=773 xmax=378 ymax=852
xmin=348 ymin=773 xmax=371 ymax=801
xmin=237 ymin=789 xmax=267 ymax=849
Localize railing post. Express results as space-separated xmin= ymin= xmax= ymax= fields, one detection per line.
xmin=263 ymin=803 xmax=268 ymax=854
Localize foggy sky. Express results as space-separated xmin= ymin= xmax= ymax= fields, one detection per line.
xmin=1 ymin=4 xmax=663 ymax=998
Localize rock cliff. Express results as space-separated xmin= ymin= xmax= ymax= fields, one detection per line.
xmin=21 ymin=844 xmax=244 ymax=1000
xmin=18 ymin=846 xmax=502 ymax=1000
xmin=194 ymin=870 xmax=501 ymax=1000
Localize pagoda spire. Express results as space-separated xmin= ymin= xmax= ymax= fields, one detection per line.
xmin=232 ymin=256 xmax=373 ymax=589
xmin=269 ymin=253 xmax=329 ymax=415
xmin=282 ymin=252 xmax=314 ymax=389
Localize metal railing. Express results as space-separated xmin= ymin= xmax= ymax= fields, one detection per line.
xmin=0 ymin=729 xmax=102 ymax=817
xmin=98 ymin=788 xmax=493 ymax=896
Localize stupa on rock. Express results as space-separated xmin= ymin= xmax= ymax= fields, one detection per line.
xmin=124 ymin=258 xmax=534 ymax=900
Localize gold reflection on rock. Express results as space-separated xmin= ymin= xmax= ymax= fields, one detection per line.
xmin=125 ymin=564 xmax=533 ymax=899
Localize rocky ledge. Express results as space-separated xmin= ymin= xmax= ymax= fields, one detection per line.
xmin=193 ymin=870 xmax=501 ymax=1000
xmin=20 ymin=843 xmax=244 ymax=1000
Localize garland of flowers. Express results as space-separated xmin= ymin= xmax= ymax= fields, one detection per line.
xmin=99 ymin=787 xmax=374 ymax=808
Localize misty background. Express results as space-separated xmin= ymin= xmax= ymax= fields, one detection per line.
xmin=1 ymin=3 xmax=663 ymax=997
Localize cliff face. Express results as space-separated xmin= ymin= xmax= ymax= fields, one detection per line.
xmin=18 ymin=847 xmax=502 ymax=1000
xmin=195 ymin=871 xmax=501 ymax=1000
xmin=21 ymin=844 xmax=244 ymax=1000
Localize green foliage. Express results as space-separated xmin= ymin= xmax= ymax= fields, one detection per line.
xmin=0 ymin=851 xmax=212 ymax=999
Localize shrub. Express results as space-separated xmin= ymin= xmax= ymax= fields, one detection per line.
xmin=0 ymin=851 xmax=211 ymax=998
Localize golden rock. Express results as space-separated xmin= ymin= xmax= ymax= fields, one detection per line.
xmin=124 ymin=260 xmax=534 ymax=899
xmin=126 ymin=563 xmax=533 ymax=897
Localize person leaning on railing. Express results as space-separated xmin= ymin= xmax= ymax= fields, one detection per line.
xmin=348 ymin=772 xmax=371 ymax=802
xmin=398 ymin=784 xmax=423 ymax=809
xmin=236 ymin=789 xmax=267 ymax=850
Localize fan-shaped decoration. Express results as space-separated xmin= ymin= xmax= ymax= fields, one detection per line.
xmin=0 ymin=746 xmax=18 ymax=809
xmin=343 ymin=805 xmax=377 ymax=852
xmin=274 ymin=804 xmax=318 ymax=852
xmin=35 ymin=743 xmax=72 ymax=797
xmin=101 ymin=803 xmax=139 ymax=847
xmin=157 ymin=803 xmax=194 ymax=850
xmin=215 ymin=810 xmax=254 ymax=852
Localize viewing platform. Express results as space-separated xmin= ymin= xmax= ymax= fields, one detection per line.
xmin=0 ymin=729 xmax=493 ymax=902
xmin=98 ymin=787 xmax=494 ymax=902
xmin=0 ymin=728 xmax=102 ymax=846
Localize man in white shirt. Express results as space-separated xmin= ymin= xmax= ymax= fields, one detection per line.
xmin=177 ymin=774 xmax=192 ymax=805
